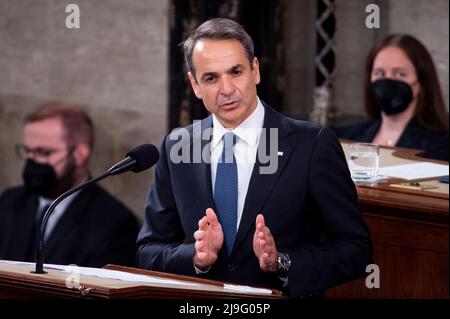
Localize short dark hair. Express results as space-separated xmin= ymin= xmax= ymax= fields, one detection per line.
xmin=182 ymin=18 xmax=255 ymax=78
xmin=364 ymin=34 xmax=448 ymax=131
xmin=25 ymin=101 xmax=95 ymax=149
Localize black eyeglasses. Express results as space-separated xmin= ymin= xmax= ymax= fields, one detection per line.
xmin=15 ymin=144 xmax=72 ymax=160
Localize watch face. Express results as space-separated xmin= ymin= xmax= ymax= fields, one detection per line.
xmin=278 ymin=253 xmax=291 ymax=272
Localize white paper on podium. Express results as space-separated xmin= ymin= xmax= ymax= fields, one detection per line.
xmin=224 ymin=284 xmax=272 ymax=294
xmin=47 ymin=263 xmax=203 ymax=287
xmin=0 ymin=260 xmax=199 ymax=287
xmin=378 ymin=162 xmax=449 ymax=180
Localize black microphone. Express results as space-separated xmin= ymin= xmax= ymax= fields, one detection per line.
xmin=108 ymin=144 xmax=159 ymax=175
xmin=32 ymin=144 xmax=159 ymax=274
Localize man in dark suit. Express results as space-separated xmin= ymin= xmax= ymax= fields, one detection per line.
xmin=0 ymin=102 xmax=139 ymax=268
xmin=137 ymin=18 xmax=372 ymax=297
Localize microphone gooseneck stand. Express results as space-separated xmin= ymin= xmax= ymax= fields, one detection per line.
xmin=31 ymin=143 xmax=158 ymax=275
xmin=32 ymin=172 xmax=110 ymax=274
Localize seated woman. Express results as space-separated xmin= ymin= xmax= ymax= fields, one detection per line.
xmin=336 ymin=34 xmax=449 ymax=161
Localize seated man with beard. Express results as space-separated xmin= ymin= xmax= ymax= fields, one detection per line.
xmin=0 ymin=101 xmax=139 ymax=268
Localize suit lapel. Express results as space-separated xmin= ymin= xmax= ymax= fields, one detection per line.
xmin=232 ymin=106 xmax=293 ymax=254
xmin=397 ymin=119 xmax=419 ymax=147
xmin=188 ymin=116 xmax=215 ymax=216
xmin=363 ymin=119 xmax=381 ymax=142
xmin=9 ymin=194 xmax=38 ymax=260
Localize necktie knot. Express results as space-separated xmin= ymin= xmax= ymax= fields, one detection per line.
xmin=223 ymin=132 xmax=237 ymax=148
xmin=222 ymin=132 xmax=237 ymax=163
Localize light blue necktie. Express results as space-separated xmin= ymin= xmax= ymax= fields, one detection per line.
xmin=214 ymin=132 xmax=238 ymax=255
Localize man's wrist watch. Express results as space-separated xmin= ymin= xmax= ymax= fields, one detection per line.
xmin=277 ymin=252 xmax=291 ymax=274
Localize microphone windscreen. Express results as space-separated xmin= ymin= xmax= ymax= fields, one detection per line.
xmin=126 ymin=144 xmax=159 ymax=172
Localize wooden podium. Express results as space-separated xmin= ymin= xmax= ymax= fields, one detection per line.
xmin=0 ymin=261 xmax=284 ymax=299
xmin=326 ymin=142 xmax=449 ymax=299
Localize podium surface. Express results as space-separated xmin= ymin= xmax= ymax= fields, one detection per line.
xmin=0 ymin=261 xmax=284 ymax=299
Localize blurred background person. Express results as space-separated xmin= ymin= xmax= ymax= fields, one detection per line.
xmin=0 ymin=102 xmax=139 ymax=267
xmin=336 ymin=34 xmax=449 ymax=161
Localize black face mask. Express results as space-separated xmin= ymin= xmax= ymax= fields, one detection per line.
xmin=371 ymin=79 xmax=413 ymax=115
xmin=23 ymin=159 xmax=57 ymax=197
xmin=22 ymin=156 xmax=77 ymax=199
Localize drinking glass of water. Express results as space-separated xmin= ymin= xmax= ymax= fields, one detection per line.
xmin=348 ymin=143 xmax=379 ymax=182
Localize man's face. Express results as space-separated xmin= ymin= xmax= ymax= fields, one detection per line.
xmin=24 ymin=117 xmax=75 ymax=179
xmin=188 ymin=39 xmax=261 ymax=129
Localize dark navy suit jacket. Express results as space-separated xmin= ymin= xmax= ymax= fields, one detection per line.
xmin=137 ymin=104 xmax=372 ymax=297
xmin=335 ymin=119 xmax=449 ymax=161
